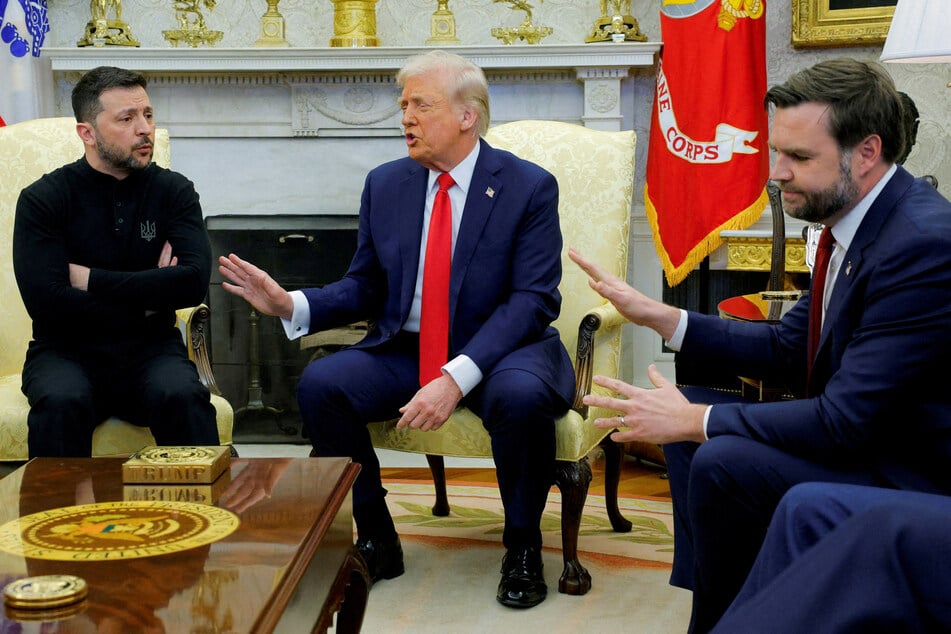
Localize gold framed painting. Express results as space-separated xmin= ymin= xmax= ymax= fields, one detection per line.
xmin=792 ymin=0 xmax=896 ymax=49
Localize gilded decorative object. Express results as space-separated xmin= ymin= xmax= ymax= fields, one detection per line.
xmin=491 ymin=0 xmax=552 ymax=45
xmin=329 ymin=0 xmax=380 ymax=47
xmin=162 ymin=0 xmax=223 ymax=48
xmin=427 ymin=0 xmax=460 ymax=45
xmin=255 ymin=0 xmax=289 ymax=47
xmin=585 ymin=0 xmax=647 ymax=43
xmin=723 ymin=235 xmax=808 ymax=273
xmin=77 ymin=0 xmax=140 ymax=47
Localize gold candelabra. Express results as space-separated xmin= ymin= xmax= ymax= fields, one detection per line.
xmin=585 ymin=0 xmax=647 ymax=43
xmin=163 ymin=0 xmax=223 ymax=48
xmin=490 ymin=0 xmax=552 ymax=45
xmin=77 ymin=0 xmax=140 ymax=47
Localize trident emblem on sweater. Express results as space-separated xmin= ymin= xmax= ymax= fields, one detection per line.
xmin=140 ymin=220 xmax=156 ymax=242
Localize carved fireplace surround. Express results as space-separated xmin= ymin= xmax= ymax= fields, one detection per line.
xmin=46 ymin=43 xmax=659 ymax=216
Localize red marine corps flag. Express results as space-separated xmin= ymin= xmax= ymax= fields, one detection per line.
xmin=645 ymin=0 xmax=770 ymax=286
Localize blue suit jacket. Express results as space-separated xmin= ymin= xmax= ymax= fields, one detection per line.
xmin=300 ymin=139 xmax=575 ymax=399
xmin=679 ymin=167 xmax=951 ymax=492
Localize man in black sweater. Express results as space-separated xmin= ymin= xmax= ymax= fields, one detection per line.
xmin=12 ymin=66 xmax=219 ymax=457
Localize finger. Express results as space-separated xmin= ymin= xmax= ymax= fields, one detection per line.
xmin=609 ymin=429 xmax=636 ymax=443
xmin=592 ymin=374 xmax=637 ymax=399
xmin=591 ymin=415 xmax=623 ymax=429
xmin=647 ymin=364 xmax=671 ymax=389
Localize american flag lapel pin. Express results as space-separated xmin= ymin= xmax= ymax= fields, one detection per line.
xmin=485 ymin=187 xmax=495 ymax=198
xmin=846 ymin=261 xmax=852 ymax=276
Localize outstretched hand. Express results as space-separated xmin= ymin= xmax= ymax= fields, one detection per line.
xmin=218 ymin=253 xmax=294 ymax=320
xmin=568 ymin=247 xmax=680 ymax=341
xmin=584 ymin=364 xmax=707 ymax=445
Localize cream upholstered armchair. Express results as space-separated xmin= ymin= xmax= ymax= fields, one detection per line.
xmin=0 ymin=117 xmax=233 ymax=462
xmin=367 ymin=120 xmax=636 ymax=595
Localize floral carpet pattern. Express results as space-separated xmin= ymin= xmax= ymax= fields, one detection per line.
xmin=383 ymin=480 xmax=674 ymax=567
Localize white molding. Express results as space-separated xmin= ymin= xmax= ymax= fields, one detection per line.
xmin=46 ymin=43 xmax=660 ymax=73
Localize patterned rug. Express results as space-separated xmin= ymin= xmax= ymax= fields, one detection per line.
xmin=357 ymin=480 xmax=688 ymax=633
xmin=383 ymin=479 xmax=675 ymax=568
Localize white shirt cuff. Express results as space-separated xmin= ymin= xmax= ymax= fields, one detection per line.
xmin=666 ymin=309 xmax=688 ymax=351
xmin=443 ymin=354 xmax=482 ymax=397
xmin=282 ymin=290 xmax=310 ymax=340
xmin=702 ymin=405 xmax=712 ymax=440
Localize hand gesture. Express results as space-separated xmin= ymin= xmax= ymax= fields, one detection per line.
xmin=568 ymin=247 xmax=680 ymax=340
xmin=218 ymin=253 xmax=294 ymax=319
xmin=584 ymin=364 xmax=707 ymax=444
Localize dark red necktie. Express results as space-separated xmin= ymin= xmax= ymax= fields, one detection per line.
xmin=807 ymin=227 xmax=835 ymax=384
xmin=419 ymin=173 xmax=455 ymax=385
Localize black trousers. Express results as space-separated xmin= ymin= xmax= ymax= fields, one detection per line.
xmin=22 ymin=327 xmax=219 ymax=458
xmin=297 ymin=333 xmax=564 ymax=550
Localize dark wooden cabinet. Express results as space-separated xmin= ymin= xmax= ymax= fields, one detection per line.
xmin=206 ymin=214 xmax=359 ymax=442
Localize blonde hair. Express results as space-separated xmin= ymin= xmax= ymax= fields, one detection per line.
xmin=397 ymin=50 xmax=490 ymax=137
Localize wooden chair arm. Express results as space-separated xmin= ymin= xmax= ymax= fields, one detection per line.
xmin=572 ymin=303 xmax=625 ymax=415
xmin=176 ymin=304 xmax=223 ymax=396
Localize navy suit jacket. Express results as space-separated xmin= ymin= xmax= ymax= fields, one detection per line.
xmin=678 ymin=167 xmax=951 ymax=492
xmin=300 ymin=139 xmax=575 ymax=400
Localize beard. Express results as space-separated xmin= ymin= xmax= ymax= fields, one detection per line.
xmin=95 ymin=135 xmax=152 ymax=173
xmin=782 ymin=151 xmax=859 ymax=224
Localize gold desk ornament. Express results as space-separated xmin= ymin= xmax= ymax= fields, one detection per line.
xmin=491 ymin=0 xmax=553 ymax=45
xmin=427 ymin=0 xmax=460 ymax=45
xmin=255 ymin=0 xmax=290 ymax=47
xmin=163 ymin=0 xmax=223 ymax=48
xmin=329 ymin=0 xmax=380 ymax=47
xmin=77 ymin=0 xmax=140 ymax=47
xmin=585 ymin=0 xmax=647 ymax=43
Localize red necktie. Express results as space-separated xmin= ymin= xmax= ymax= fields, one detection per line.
xmin=419 ymin=173 xmax=455 ymax=385
xmin=807 ymin=227 xmax=835 ymax=385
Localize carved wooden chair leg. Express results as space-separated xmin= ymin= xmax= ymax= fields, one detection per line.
xmin=600 ymin=437 xmax=633 ymax=532
xmin=425 ymin=454 xmax=451 ymax=516
xmin=554 ymin=458 xmax=593 ymax=595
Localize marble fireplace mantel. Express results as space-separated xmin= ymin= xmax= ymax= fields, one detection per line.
xmin=46 ymin=43 xmax=660 ymax=135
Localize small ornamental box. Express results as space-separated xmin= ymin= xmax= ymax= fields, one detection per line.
xmin=124 ymin=469 xmax=232 ymax=505
xmin=122 ymin=446 xmax=231 ymax=485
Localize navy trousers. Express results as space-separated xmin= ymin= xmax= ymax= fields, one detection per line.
xmin=664 ymin=387 xmax=891 ymax=633
xmin=297 ymin=333 xmax=563 ymax=550
xmin=712 ymin=483 xmax=951 ymax=633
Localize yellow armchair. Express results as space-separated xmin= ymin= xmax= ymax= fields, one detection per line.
xmin=0 ymin=117 xmax=233 ymax=462
xmin=367 ymin=120 xmax=636 ymax=595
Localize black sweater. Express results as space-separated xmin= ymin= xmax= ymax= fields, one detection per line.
xmin=13 ymin=157 xmax=211 ymax=343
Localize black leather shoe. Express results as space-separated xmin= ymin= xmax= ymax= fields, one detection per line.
xmin=496 ymin=546 xmax=547 ymax=609
xmin=356 ymin=534 xmax=405 ymax=583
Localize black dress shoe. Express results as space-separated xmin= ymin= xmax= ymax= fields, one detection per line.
xmin=497 ymin=546 xmax=547 ymax=608
xmin=356 ymin=534 xmax=405 ymax=583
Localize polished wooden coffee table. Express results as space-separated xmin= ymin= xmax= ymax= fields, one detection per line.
xmin=0 ymin=456 xmax=368 ymax=633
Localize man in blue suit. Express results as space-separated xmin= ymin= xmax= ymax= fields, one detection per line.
xmin=219 ymin=50 xmax=574 ymax=609
xmin=570 ymin=57 xmax=951 ymax=632
xmin=712 ymin=483 xmax=951 ymax=633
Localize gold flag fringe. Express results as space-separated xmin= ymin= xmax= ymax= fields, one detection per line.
xmin=644 ymin=184 xmax=769 ymax=287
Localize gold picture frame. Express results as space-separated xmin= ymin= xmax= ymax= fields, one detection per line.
xmin=792 ymin=0 xmax=896 ymax=49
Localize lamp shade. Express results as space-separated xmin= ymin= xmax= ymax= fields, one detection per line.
xmin=881 ymin=0 xmax=951 ymax=63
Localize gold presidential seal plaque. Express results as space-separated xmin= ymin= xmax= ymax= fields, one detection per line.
xmin=0 ymin=501 xmax=239 ymax=561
